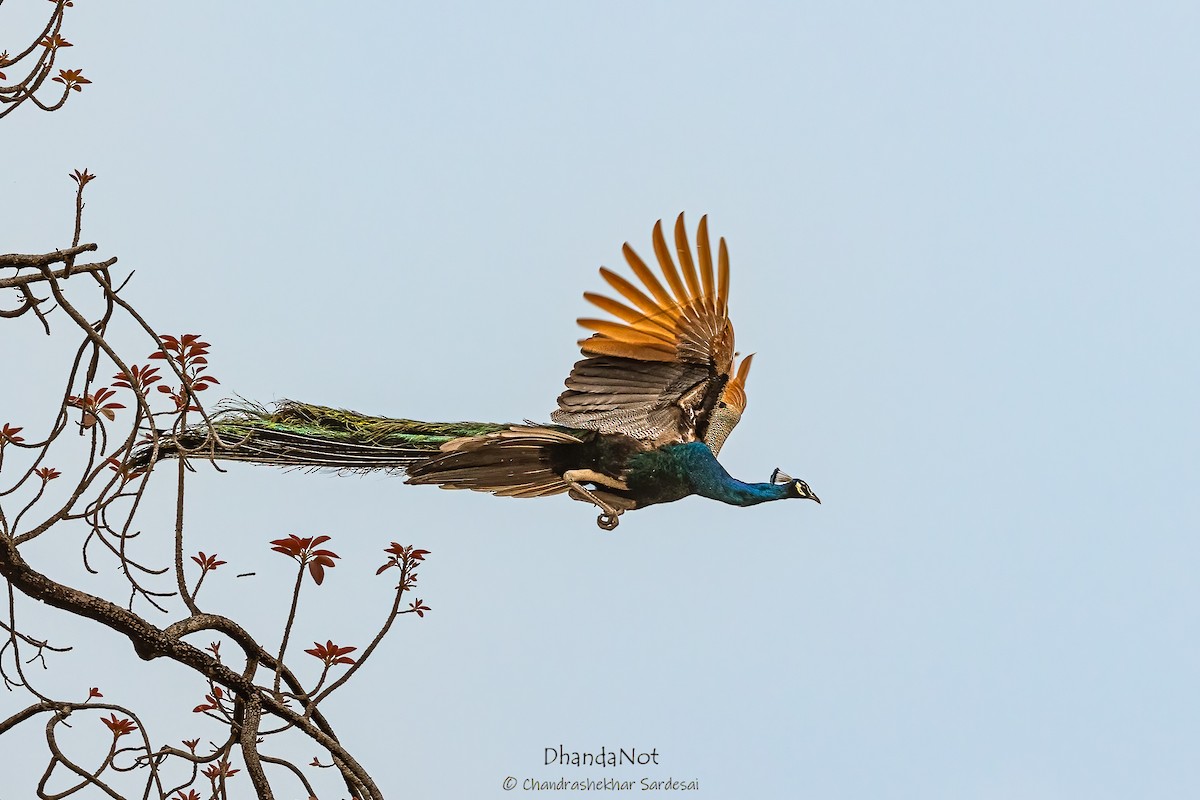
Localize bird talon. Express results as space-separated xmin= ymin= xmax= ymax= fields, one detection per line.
xmin=597 ymin=512 xmax=620 ymax=531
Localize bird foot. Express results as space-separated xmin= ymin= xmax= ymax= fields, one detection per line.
xmin=564 ymin=472 xmax=627 ymax=531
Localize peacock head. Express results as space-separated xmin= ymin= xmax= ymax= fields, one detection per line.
xmin=770 ymin=468 xmax=821 ymax=504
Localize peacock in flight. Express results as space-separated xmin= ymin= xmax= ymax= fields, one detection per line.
xmin=139 ymin=215 xmax=820 ymax=529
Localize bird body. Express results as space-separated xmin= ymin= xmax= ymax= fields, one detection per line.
xmin=135 ymin=215 xmax=820 ymax=528
xmin=625 ymin=442 xmax=800 ymax=508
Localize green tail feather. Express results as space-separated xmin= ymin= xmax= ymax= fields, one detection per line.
xmin=131 ymin=400 xmax=510 ymax=473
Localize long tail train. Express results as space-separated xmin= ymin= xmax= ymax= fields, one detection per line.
xmin=130 ymin=401 xmax=511 ymax=473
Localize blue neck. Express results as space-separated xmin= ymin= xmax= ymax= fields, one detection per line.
xmin=672 ymin=442 xmax=791 ymax=507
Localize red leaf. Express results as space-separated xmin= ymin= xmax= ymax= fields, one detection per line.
xmin=101 ymin=713 xmax=137 ymax=737
xmin=0 ymin=423 xmax=25 ymax=446
xmin=305 ymin=639 xmax=358 ymax=666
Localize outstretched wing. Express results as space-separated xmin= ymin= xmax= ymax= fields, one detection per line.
xmin=552 ymin=214 xmax=753 ymax=453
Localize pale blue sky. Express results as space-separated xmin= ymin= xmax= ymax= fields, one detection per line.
xmin=3 ymin=2 xmax=1199 ymax=798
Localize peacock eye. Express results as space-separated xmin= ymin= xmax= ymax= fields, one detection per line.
xmin=718 ymin=402 xmax=727 ymax=409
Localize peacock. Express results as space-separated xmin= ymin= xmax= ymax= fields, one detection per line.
xmin=137 ymin=215 xmax=820 ymax=529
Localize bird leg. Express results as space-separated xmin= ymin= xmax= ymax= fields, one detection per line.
xmin=563 ymin=469 xmax=631 ymax=530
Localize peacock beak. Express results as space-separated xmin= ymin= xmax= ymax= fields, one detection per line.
xmin=810 ymin=493 xmax=821 ymax=504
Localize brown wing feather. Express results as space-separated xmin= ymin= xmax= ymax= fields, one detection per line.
xmin=553 ymin=214 xmax=753 ymax=447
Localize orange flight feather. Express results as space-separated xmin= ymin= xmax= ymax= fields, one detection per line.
xmin=721 ymin=353 xmax=754 ymax=413
xmin=578 ymin=214 xmax=736 ymax=372
xmin=651 ymin=220 xmax=690 ymax=304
